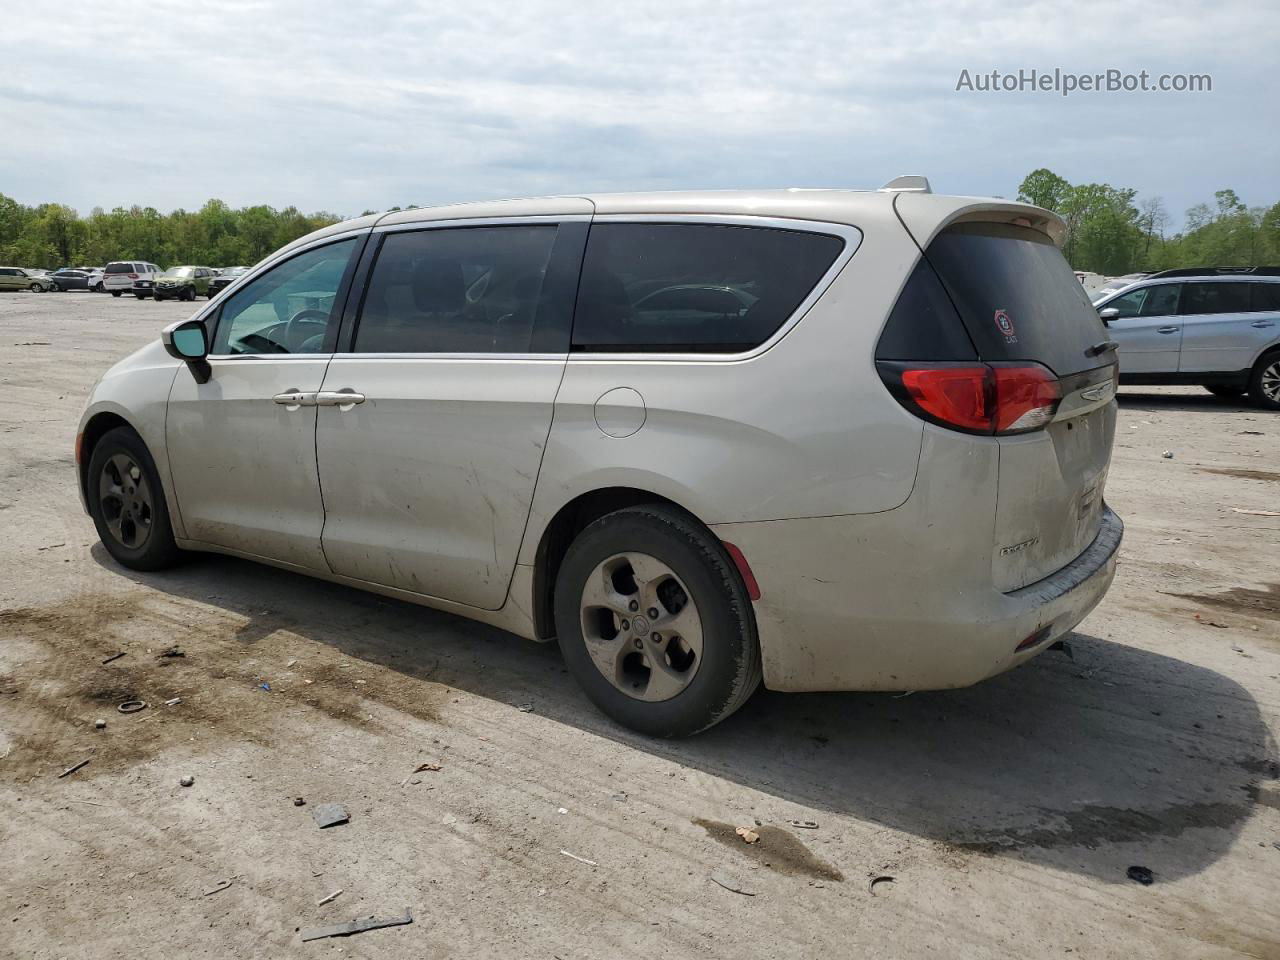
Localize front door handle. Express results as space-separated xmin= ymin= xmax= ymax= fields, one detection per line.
xmin=272 ymin=390 xmax=317 ymax=407
xmin=1251 ymin=319 xmax=1274 ymax=328
xmin=1156 ymin=326 xmax=1180 ymax=334
xmin=315 ymin=389 xmax=366 ymax=408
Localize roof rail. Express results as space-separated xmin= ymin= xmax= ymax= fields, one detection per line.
xmin=879 ymin=175 xmax=931 ymax=194
xmin=1146 ymin=266 xmax=1280 ymax=279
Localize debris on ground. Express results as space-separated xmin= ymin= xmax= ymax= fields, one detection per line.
xmin=710 ymin=872 xmax=757 ymax=896
xmin=1161 ymin=450 xmax=1174 ymax=458
xmin=286 ymin=658 xmax=298 ymax=668
xmin=786 ymin=819 xmax=819 ymax=829
xmin=611 ymin=793 xmax=628 ymax=802
xmin=94 ymin=719 xmax=106 ymax=729
xmin=179 ymin=775 xmax=194 ymax=788
xmin=100 ymin=652 xmax=126 ymax=665
xmin=559 ymin=850 xmax=597 ymax=866
xmin=1193 ymin=614 xmax=1229 ymax=628
xmin=202 ymin=879 xmax=233 ymax=896
xmin=1126 ymin=865 xmax=1154 ymax=885
xmin=258 ymin=682 xmax=271 ymax=692
xmin=157 ymin=646 xmax=185 ymax=658
xmin=517 ymin=703 xmax=534 ymax=712
xmin=1231 ymin=507 xmax=1280 ymax=517
xmin=299 ymin=908 xmax=413 ymax=942
xmin=57 ymin=758 xmax=91 ymax=779
xmin=400 ymin=762 xmax=442 ymax=786
xmin=311 ymin=803 xmax=350 ymax=829
xmin=735 ymin=826 xmax=760 ymax=844
xmin=316 ymin=889 xmax=343 ymax=906
xmin=869 ymin=875 xmax=895 ymax=895
xmin=1239 ymin=430 xmax=1264 ymax=435
xmin=164 ymin=697 xmax=182 ymax=706
xmin=293 ymin=797 xmax=306 ymax=806
xmin=117 ymin=700 xmax=146 ymax=714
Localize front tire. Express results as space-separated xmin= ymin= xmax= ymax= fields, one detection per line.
xmin=86 ymin=427 xmax=181 ymax=571
xmin=1249 ymin=351 xmax=1280 ymax=411
xmin=553 ymin=504 xmax=761 ymax=737
xmin=111 ymin=290 xmax=122 ymax=297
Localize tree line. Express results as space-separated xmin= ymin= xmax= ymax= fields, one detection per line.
xmin=0 ymin=196 xmax=341 ymax=270
xmin=3 ymin=177 xmax=1278 ymax=277
xmin=1016 ymin=169 xmax=1280 ymax=276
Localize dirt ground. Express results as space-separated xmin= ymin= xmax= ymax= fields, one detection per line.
xmin=2 ymin=291 xmax=1278 ymax=960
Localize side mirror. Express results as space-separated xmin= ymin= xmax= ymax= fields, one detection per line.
xmin=1098 ymin=307 xmax=1119 ymax=323
xmin=162 ymin=319 xmax=211 ymax=383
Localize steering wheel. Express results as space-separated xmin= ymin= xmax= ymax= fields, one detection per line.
xmin=284 ymin=309 xmax=330 ymax=353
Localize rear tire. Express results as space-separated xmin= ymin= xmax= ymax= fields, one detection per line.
xmin=553 ymin=504 xmax=761 ymax=737
xmin=1205 ymin=385 xmax=1246 ymax=399
xmin=1248 ymin=351 xmax=1280 ymax=411
xmin=86 ymin=426 xmax=182 ymax=571
xmin=111 ymin=290 xmax=121 ymax=297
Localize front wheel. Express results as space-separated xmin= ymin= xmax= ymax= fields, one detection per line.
xmin=111 ymin=290 xmax=122 ymax=297
xmin=1249 ymin=352 xmax=1280 ymax=411
xmin=86 ymin=426 xmax=181 ymax=571
xmin=28 ymin=283 xmax=40 ymax=292
xmin=553 ymin=504 xmax=761 ymax=737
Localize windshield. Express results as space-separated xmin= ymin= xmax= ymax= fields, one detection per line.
xmin=163 ymin=267 xmax=194 ymax=278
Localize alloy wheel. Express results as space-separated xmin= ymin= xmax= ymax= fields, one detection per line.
xmin=579 ymin=552 xmax=703 ymax=702
xmin=1262 ymin=360 xmax=1280 ymax=403
xmin=98 ymin=453 xmax=154 ymax=550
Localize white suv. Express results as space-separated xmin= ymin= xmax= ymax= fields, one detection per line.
xmin=77 ymin=182 xmax=1122 ymax=736
xmin=1095 ymin=268 xmax=1280 ymax=408
xmin=103 ymin=261 xmax=161 ymax=298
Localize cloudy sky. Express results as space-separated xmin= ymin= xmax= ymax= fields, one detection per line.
xmin=3 ymin=0 xmax=1276 ymax=225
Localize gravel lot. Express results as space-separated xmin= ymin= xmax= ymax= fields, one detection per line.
xmin=2 ymin=291 xmax=1278 ymax=959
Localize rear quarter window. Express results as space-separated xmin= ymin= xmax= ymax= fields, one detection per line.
xmin=1251 ymin=283 xmax=1280 ymax=312
xmin=572 ymin=223 xmax=844 ymax=353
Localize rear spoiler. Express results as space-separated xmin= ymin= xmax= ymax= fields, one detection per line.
xmin=891 ymin=193 xmax=1066 ymax=249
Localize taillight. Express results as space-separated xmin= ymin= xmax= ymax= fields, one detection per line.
xmin=878 ymin=361 xmax=1061 ymax=436
xmin=128 ymin=273 xmax=139 ymax=279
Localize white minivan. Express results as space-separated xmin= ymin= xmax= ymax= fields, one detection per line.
xmin=103 ymin=260 xmax=161 ymax=298
xmin=77 ymin=183 xmax=1122 ymax=736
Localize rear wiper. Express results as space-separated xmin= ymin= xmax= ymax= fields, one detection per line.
xmin=1086 ymin=340 xmax=1119 ymax=357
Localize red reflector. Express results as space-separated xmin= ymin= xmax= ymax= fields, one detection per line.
xmin=1016 ymin=627 xmax=1052 ymax=651
xmin=721 ymin=541 xmax=761 ymax=601
xmin=75 ymin=432 xmax=84 ymax=465
xmin=128 ymin=273 xmax=138 ymax=279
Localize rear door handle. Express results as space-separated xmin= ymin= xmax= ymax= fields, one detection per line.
xmin=315 ymin=390 xmax=366 ymax=407
xmin=1251 ymin=319 xmax=1275 ymax=328
xmin=1156 ymin=326 xmax=1180 ymax=334
xmin=272 ymin=390 xmax=317 ymax=407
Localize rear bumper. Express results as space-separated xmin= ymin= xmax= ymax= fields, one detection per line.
xmin=712 ymin=491 xmax=1122 ymax=693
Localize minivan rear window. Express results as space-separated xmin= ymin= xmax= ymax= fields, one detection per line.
xmin=920 ymin=222 xmax=1108 ymax=376
xmin=572 ymin=223 xmax=844 ymax=353
xmin=105 ymin=263 xmax=133 ymax=274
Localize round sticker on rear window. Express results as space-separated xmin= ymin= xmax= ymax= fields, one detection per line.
xmin=993 ymin=308 xmax=1017 ymax=343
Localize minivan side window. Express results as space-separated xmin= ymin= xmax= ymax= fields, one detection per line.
xmin=1180 ymin=281 xmax=1251 ymax=315
xmin=353 ymin=225 xmax=558 ymax=354
xmin=211 ymin=238 xmax=358 ymax=355
xmin=572 ymin=223 xmax=845 ymax=352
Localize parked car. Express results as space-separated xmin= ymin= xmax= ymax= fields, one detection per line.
xmin=208 ymin=266 xmax=248 ymax=297
xmin=153 ymin=266 xmax=216 ymax=301
xmin=0 ymin=266 xmax=55 ymax=291
xmin=76 ymin=182 xmax=1122 ymax=736
xmin=50 ymin=269 xmax=93 ymax=291
xmin=102 ymin=261 xmax=161 ymax=298
xmin=1093 ymin=266 xmax=1280 ymax=409
xmin=84 ymin=268 xmax=105 ymax=292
